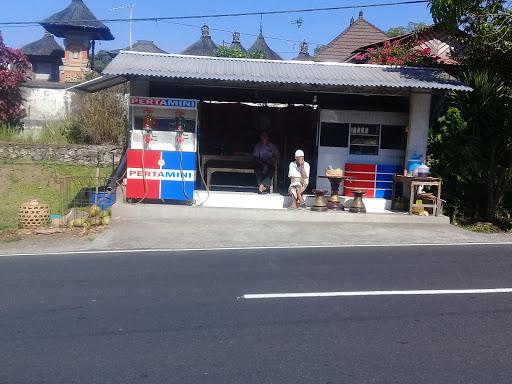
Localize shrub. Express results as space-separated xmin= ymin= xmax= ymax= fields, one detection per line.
xmin=73 ymin=86 xmax=128 ymax=145
xmin=0 ymin=33 xmax=31 ymax=125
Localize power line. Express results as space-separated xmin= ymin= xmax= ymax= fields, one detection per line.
xmin=0 ymin=0 xmax=429 ymax=27
xmin=161 ymin=20 xmax=324 ymax=47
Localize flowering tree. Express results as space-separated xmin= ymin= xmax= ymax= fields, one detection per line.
xmin=354 ymin=40 xmax=440 ymax=67
xmin=0 ymin=32 xmax=30 ymax=125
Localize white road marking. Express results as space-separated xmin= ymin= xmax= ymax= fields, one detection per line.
xmin=0 ymin=241 xmax=512 ymax=257
xmin=242 ymin=288 xmax=512 ymax=299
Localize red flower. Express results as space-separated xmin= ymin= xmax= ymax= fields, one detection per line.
xmin=0 ymin=32 xmax=30 ymax=124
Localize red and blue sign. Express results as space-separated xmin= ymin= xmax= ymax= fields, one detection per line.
xmin=126 ymin=149 xmax=196 ymax=201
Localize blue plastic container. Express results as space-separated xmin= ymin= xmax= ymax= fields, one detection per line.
xmin=407 ymin=154 xmax=423 ymax=175
xmin=89 ymin=192 xmax=116 ymax=210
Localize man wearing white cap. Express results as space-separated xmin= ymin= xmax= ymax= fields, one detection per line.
xmin=288 ymin=149 xmax=310 ymax=209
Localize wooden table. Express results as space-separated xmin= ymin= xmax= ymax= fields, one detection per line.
xmin=392 ymin=175 xmax=442 ymax=216
xmin=318 ymin=175 xmax=351 ymax=210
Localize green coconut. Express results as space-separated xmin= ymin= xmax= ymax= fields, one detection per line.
xmin=88 ymin=204 xmax=100 ymax=217
xmin=99 ymin=210 xmax=110 ymax=218
xmin=101 ymin=216 xmax=111 ymax=226
xmin=73 ymin=219 xmax=84 ymax=227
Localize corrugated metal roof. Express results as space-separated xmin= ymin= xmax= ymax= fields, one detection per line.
xmin=99 ymin=51 xmax=471 ymax=92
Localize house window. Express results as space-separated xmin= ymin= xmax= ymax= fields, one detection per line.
xmin=320 ymin=122 xmax=349 ymax=147
xmin=381 ymin=125 xmax=407 ymax=150
xmin=349 ymin=123 xmax=380 ymax=155
xmin=72 ymin=51 xmax=80 ymax=59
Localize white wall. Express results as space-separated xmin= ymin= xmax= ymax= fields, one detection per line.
xmin=405 ymin=91 xmax=432 ymax=163
xmin=21 ymin=86 xmax=72 ymax=131
xmin=317 ymin=109 xmax=408 ymax=191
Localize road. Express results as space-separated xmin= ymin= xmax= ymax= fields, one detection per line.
xmin=1 ymin=244 xmax=512 ymax=384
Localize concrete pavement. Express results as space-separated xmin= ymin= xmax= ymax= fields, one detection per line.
xmin=0 ymin=207 xmax=511 ymax=255
xmin=1 ymin=244 xmax=512 ymax=383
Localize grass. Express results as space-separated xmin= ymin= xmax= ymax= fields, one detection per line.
xmin=0 ymin=160 xmax=111 ymax=231
xmin=0 ymin=119 xmax=80 ymax=145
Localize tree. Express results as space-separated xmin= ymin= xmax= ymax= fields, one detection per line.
xmin=426 ymin=0 xmax=512 ymax=223
xmin=429 ymin=0 xmax=512 ymax=81
xmin=0 ymin=32 xmax=30 ymax=125
xmin=429 ymin=70 xmax=512 ymax=222
xmin=93 ymin=50 xmax=113 ymax=74
xmin=387 ymin=22 xmax=429 ymax=37
xmin=216 ymin=46 xmax=265 ymax=59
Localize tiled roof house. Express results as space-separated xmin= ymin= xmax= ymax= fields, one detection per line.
xmin=315 ymin=11 xmax=389 ymax=62
xmin=346 ymin=25 xmax=466 ymax=65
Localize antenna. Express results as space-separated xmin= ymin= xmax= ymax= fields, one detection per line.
xmin=259 ymin=14 xmax=263 ymax=34
xmin=291 ymin=17 xmax=304 ymax=29
xmin=291 ymin=17 xmax=304 ymax=45
xmin=110 ymin=3 xmax=136 ymax=50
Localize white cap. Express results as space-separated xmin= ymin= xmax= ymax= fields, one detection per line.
xmin=295 ymin=149 xmax=305 ymax=157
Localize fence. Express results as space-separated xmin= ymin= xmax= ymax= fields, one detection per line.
xmin=59 ymin=176 xmax=117 ymax=227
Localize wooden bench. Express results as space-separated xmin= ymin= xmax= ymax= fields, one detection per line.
xmin=202 ymin=155 xmax=277 ymax=192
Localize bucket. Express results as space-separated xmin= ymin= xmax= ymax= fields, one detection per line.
xmin=407 ymin=153 xmax=423 ymax=175
xmin=89 ymin=192 xmax=116 ymax=210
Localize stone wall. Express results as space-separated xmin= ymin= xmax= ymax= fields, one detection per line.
xmin=0 ymin=142 xmax=123 ymax=166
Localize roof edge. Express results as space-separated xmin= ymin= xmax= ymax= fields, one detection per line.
xmin=113 ymin=50 xmax=454 ymax=72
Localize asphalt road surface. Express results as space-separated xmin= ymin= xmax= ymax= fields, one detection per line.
xmin=1 ymin=244 xmax=512 ymax=384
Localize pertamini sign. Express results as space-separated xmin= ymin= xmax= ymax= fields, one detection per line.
xmin=129 ymin=96 xmax=197 ymax=110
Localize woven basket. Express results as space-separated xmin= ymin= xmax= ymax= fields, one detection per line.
xmin=18 ymin=199 xmax=51 ymax=229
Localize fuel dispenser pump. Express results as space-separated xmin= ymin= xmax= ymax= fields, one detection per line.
xmin=142 ymin=109 xmax=155 ymax=150
xmin=126 ymin=97 xmax=198 ymax=203
xmin=174 ymin=110 xmax=185 ymax=151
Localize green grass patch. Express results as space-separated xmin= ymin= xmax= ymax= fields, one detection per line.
xmin=0 ymin=120 xmax=80 ymax=144
xmin=0 ymin=160 xmax=111 ymax=231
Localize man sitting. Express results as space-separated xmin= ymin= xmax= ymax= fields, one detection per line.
xmin=288 ymin=149 xmax=310 ymax=209
xmin=253 ymin=130 xmax=279 ymax=193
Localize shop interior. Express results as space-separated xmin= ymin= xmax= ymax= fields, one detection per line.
xmin=197 ymin=102 xmax=317 ymax=192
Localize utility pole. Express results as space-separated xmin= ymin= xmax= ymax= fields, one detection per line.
xmin=110 ymin=3 xmax=136 ymax=50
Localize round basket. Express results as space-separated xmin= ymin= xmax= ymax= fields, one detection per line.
xmin=18 ymin=199 xmax=51 ymax=229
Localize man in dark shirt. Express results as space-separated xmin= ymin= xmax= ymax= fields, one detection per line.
xmin=253 ymin=131 xmax=279 ymax=193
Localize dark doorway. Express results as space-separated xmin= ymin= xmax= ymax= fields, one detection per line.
xmin=198 ymin=102 xmax=316 ymax=192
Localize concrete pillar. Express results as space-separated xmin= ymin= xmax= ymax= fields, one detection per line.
xmin=405 ymin=91 xmax=432 ymax=165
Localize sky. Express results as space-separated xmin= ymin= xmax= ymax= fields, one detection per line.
xmin=0 ymin=0 xmax=433 ymax=59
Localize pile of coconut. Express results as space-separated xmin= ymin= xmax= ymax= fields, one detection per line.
xmin=67 ymin=205 xmax=111 ymax=229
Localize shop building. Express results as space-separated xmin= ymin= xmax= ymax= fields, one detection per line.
xmin=74 ymin=51 xmax=470 ymax=209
